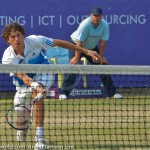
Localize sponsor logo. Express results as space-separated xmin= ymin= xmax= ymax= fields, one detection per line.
xmin=49 ymin=90 xmax=55 ymax=97
xmin=70 ymin=88 xmax=102 ymax=97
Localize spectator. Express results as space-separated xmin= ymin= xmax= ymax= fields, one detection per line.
xmin=59 ymin=7 xmax=123 ymax=100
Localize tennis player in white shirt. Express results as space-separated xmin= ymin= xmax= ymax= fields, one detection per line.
xmin=1 ymin=22 xmax=100 ymax=150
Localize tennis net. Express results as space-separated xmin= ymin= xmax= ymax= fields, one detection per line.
xmin=0 ymin=64 xmax=150 ymax=150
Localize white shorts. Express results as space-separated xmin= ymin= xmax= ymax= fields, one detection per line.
xmin=14 ymin=73 xmax=55 ymax=109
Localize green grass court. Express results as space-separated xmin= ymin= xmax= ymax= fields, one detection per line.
xmin=0 ymin=96 xmax=150 ymax=150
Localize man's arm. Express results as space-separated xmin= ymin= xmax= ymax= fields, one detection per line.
xmin=53 ymin=39 xmax=100 ymax=63
xmin=99 ymin=40 xmax=108 ymax=64
xmin=70 ymin=40 xmax=83 ymax=64
xmin=15 ymin=73 xmax=34 ymax=86
xmin=15 ymin=73 xmax=46 ymax=95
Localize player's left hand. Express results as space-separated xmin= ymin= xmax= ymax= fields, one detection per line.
xmin=87 ymin=50 xmax=101 ymax=63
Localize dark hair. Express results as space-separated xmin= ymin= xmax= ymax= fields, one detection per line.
xmin=2 ymin=22 xmax=25 ymax=41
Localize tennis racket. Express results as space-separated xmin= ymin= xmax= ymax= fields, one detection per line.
xmin=6 ymin=93 xmax=43 ymax=130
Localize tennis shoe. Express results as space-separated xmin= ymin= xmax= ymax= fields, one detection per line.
xmin=114 ymin=93 xmax=123 ymax=99
xmin=59 ymin=94 xmax=67 ymax=100
xmin=17 ymin=130 xmax=27 ymax=142
xmin=35 ymin=136 xmax=47 ymax=150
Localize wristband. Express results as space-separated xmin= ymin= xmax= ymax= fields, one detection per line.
xmin=31 ymin=82 xmax=39 ymax=90
xmin=35 ymin=93 xmax=43 ymax=101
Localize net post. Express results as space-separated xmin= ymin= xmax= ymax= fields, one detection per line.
xmin=81 ymin=57 xmax=88 ymax=88
xmin=49 ymin=58 xmax=64 ymax=88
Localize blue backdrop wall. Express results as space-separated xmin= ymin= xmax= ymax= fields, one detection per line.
xmin=0 ymin=0 xmax=150 ymax=65
xmin=0 ymin=0 xmax=150 ymax=91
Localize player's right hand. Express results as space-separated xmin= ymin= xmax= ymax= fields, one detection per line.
xmin=35 ymin=83 xmax=47 ymax=98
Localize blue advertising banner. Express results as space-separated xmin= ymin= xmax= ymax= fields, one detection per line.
xmin=0 ymin=0 xmax=150 ymax=93
xmin=0 ymin=0 xmax=149 ymax=65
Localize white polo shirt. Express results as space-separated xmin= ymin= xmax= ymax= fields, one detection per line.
xmin=2 ymin=35 xmax=54 ymax=65
xmin=2 ymin=35 xmax=54 ymax=86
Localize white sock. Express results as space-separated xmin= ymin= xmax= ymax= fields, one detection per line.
xmin=36 ymin=127 xmax=44 ymax=138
